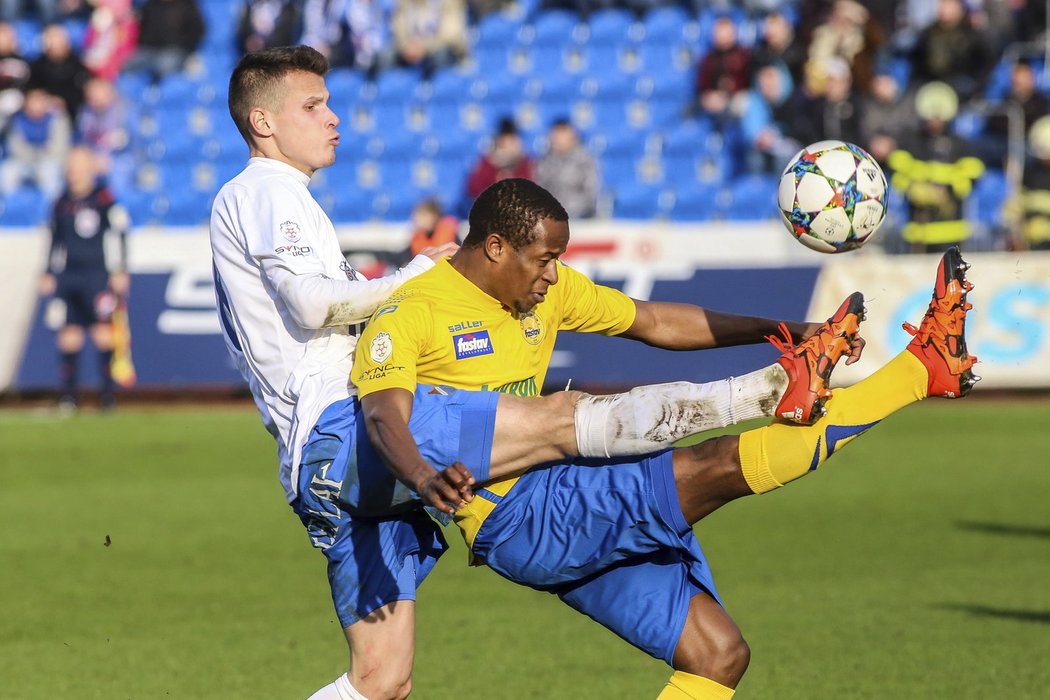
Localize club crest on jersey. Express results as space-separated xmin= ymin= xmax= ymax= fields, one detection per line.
xmin=370 ymin=332 xmax=393 ymax=363
xmin=280 ymin=220 xmax=301 ymax=243
xmin=453 ymin=330 xmax=494 ymax=360
xmin=520 ymin=312 xmax=543 ymax=345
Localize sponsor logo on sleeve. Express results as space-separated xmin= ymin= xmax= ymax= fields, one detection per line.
xmin=453 ymin=330 xmax=494 ymax=360
xmin=520 ymin=312 xmax=544 ymax=345
xmin=369 ymin=331 xmax=393 ymax=363
xmin=340 ymin=260 xmax=360 ymax=281
xmin=280 ymin=221 xmax=301 ymax=242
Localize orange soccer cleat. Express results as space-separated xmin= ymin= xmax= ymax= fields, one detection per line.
xmin=768 ymin=291 xmax=866 ymax=424
xmin=904 ymin=246 xmax=980 ymax=398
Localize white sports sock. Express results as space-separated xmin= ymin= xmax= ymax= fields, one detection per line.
xmin=574 ymin=364 xmax=788 ymax=458
xmin=307 ymin=673 xmax=368 ymax=700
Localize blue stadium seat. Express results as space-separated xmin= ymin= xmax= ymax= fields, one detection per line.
xmin=662 ymin=119 xmax=713 ymax=159
xmin=374 ymin=69 xmax=423 ymax=105
xmin=12 ymin=19 xmax=41 ymax=58
xmin=475 ymin=12 xmax=522 ymax=49
xmin=587 ymin=8 xmax=636 ymax=46
xmin=326 ymin=69 xmax=368 ymax=107
xmin=642 ymin=6 xmax=692 ymax=45
xmin=0 ymin=187 xmax=48 ymax=226
xmin=429 ymin=70 xmax=472 ymax=104
xmin=529 ymin=10 xmax=582 ymax=47
xmin=972 ymin=169 xmax=1008 ymax=226
xmin=160 ymin=189 xmax=212 ymax=227
xmin=476 ymin=73 xmax=523 ymax=109
xmin=669 ymin=182 xmax=721 ymax=221
xmin=523 ymin=67 xmax=578 ymax=102
xmin=612 ymin=182 xmax=664 ymax=219
xmin=156 ymin=75 xmax=207 ymax=108
xmin=724 ymin=174 xmax=780 ymax=220
xmin=329 ymin=187 xmax=373 ymax=223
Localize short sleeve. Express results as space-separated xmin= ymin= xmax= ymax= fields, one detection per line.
xmin=555 ymin=263 xmax=636 ymax=335
xmin=353 ymin=295 xmax=432 ymax=396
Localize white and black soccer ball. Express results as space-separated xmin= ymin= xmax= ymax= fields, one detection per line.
xmin=777 ymin=140 xmax=888 ymax=253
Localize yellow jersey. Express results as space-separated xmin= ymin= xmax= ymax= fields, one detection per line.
xmin=352 ymin=258 xmax=636 ymax=545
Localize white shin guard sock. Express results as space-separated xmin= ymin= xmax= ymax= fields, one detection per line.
xmin=574 ymin=364 xmax=789 ymax=458
xmin=306 ymin=673 xmax=369 ymax=700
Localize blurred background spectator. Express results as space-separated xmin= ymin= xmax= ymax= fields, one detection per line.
xmin=909 ymin=0 xmax=992 ymax=101
xmin=30 ymin=23 xmax=89 ymax=118
xmin=860 ymin=71 xmax=916 ymax=165
xmin=739 ymin=62 xmax=798 ymax=174
xmin=1 ymin=0 xmax=58 ymax=23
xmin=466 ymin=116 xmax=534 ymax=204
xmin=1 ymin=85 xmax=71 ymax=199
xmin=1003 ymin=116 xmax=1050 ymax=251
xmin=691 ymin=15 xmax=752 ymax=129
xmin=123 ymin=0 xmax=204 ymax=82
xmin=236 ymin=0 xmax=302 ymax=55
xmin=405 ymin=196 xmax=458 ymax=262
xmin=0 ymin=20 xmax=30 ymax=132
xmin=887 ymin=81 xmax=985 ymax=253
xmin=75 ymin=76 xmax=131 ymax=190
xmin=806 ymin=0 xmax=884 ymax=95
xmin=535 ymin=117 xmax=598 ymax=218
xmin=391 ymin=0 xmax=468 ymax=78
xmin=751 ymin=10 xmax=806 ymax=85
xmin=301 ymin=0 xmax=394 ymax=75
xmin=983 ymin=60 xmax=1050 ymax=168
xmin=82 ymin=0 xmax=138 ymax=80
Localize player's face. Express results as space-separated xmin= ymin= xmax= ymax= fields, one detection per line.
xmin=266 ymin=70 xmax=340 ymax=176
xmin=497 ymin=217 xmax=569 ymax=315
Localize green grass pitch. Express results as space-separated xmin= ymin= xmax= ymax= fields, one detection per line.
xmin=2 ymin=400 xmax=1049 ymax=698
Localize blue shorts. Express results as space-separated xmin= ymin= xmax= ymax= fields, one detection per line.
xmin=471 ymin=451 xmax=720 ymax=665
xmin=56 ymin=272 xmax=113 ymax=327
xmin=292 ymin=385 xmax=499 ymax=627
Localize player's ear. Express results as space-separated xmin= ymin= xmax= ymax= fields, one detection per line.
xmin=249 ymin=107 xmax=273 ymax=137
xmin=484 ymin=233 xmax=505 ymax=262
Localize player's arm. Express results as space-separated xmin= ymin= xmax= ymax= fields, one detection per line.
xmin=623 ymin=301 xmax=864 ymax=363
xmin=360 ymin=388 xmax=474 ymax=515
xmin=39 ymin=201 xmax=62 ymax=297
xmin=103 ymin=198 xmax=131 ymax=296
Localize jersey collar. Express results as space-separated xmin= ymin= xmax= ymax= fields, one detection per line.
xmin=248 ymin=157 xmax=312 ymax=187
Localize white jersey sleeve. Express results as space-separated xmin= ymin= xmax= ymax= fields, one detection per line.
xmin=210 ymin=157 xmax=436 ymax=500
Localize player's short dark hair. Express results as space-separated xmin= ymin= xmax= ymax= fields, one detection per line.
xmin=464 ymin=179 xmax=568 ymax=250
xmin=228 ymin=45 xmax=328 ymax=145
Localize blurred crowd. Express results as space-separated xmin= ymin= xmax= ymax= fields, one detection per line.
xmin=1 ymin=0 xmax=1050 ymax=252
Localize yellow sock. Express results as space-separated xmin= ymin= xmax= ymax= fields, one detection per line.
xmin=739 ymin=350 xmax=929 ymax=493
xmin=656 ymin=671 xmax=735 ymax=699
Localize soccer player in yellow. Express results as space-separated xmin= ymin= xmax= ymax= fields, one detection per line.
xmin=348 ymin=179 xmax=976 ymax=699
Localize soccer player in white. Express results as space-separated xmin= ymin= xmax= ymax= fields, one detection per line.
xmin=211 ymin=46 xmax=869 ymax=700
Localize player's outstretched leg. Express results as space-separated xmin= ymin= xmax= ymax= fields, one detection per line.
xmin=736 ymin=246 xmax=978 ymax=495
xmin=563 ymin=292 xmax=865 ymax=463
xmin=767 ymin=290 xmax=866 ymax=424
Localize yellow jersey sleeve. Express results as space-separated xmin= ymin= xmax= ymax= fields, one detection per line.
xmin=352 ymin=296 xmax=432 ymax=397
xmin=555 ymin=263 xmax=637 ymax=335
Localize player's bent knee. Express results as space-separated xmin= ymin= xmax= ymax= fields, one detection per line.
xmin=351 ymin=664 xmax=412 ymax=700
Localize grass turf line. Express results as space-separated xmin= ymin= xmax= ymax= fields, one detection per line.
xmin=1 ymin=401 xmax=1048 ymax=698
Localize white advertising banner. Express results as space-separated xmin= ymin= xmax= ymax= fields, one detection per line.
xmin=811 ymin=252 xmax=1050 ymax=390
xmin=1 ymin=229 xmax=49 ymax=391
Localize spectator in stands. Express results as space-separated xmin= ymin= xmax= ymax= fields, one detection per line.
xmin=739 ymin=63 xmax=799 ymax=175
xmin=38 ymin=146 xmax=129 ymax=411
xmin=301 ymin=0 xmax=394 ymax=76
xmin=983 ymin=60 xmax=1050 ymax=168
xmin=29 ymin=23 xmax=90 ymax=119
xmin=691 ymin=15 xmax=752 ymax=130
xmin=786 ymin=56 xmax=863 ymax=148
xmin=123 ymin=0 xmax=204 ymax=82
xmin=1004 ymin=116 xmax=1050 ymax=250
xmin=391 ymin=0 xmax=467 ymax=78
xmin=535 ymin=117 xmax=598 ymax=219
xmin=466 ymin=116 xmax=534 ymax=203
xmin=909 ymin=0 xmax=992 ymax=100
xmin=751 ymin=10 xmax=806 ymax=86
xmin=0 ymin=20 xmax=30 ymax=132
xmin=1 ymin=84 xmax=71 ymax=199
xmin=403 ymin=196 xmax=459 ymax=263
xmin=236 ymin=0 xmax=302 ymax=55
xmin=75 ymin=77 xmax=130 ymax=173
xmin=807 ymin=0 xmax=886 ymax=95
xmin=860 ymin=71 xmax=917 ymax=165
xmin=82 ymin=0 xmax=138 ymax=80
xmin=887 ymin=80 xmax=985 ymax=253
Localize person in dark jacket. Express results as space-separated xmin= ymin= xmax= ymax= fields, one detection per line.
xmin=123 ymin=0 xmax=204 ymax=81
xmin=29 ymin=23 xmax=90 ymax=118
xmin=38 ymin=146 xmax=130 ymax=410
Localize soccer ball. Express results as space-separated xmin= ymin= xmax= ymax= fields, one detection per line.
xmin=777 ymin=140 xmax=888 ymax=253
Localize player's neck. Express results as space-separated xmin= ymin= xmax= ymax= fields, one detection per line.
xmin=449 ymin=251 xmax=504 ymax=307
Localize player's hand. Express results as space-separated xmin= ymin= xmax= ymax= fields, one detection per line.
xmin=801 ymin=322 xmax=866 ymax=365
xmin=416 ymin=462 xmax=475 ymax=514
xmin=109 ymin=272 xmax=130 ymax=297
xmin=419 ymin=242 xmax=459 ymax=263
xmin=38 ymin=274 xmax=56 ymax=297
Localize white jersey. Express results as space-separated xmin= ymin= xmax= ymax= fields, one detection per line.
xmin=209 ymin=157 xmax=434 ymax=501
